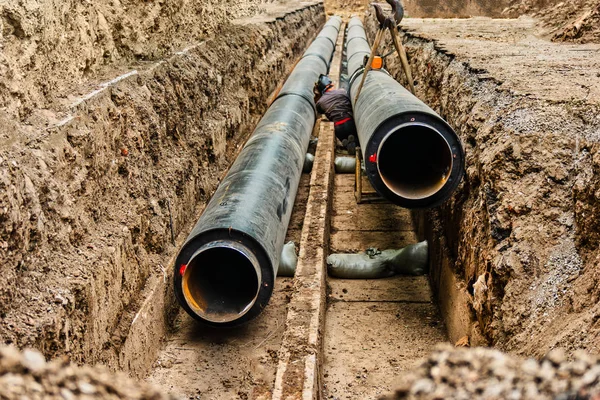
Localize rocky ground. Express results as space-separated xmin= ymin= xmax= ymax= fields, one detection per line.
xmin=381 ymin=345 xmax=600 ymax=400
xmin=0 ymin=346 xmax=175 ymax=399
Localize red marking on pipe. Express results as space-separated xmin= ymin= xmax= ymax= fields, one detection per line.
xmin=179 ymin=264 xmax=187 ymax=276
xmin=369 ymin=153 xmax=377 ymax=163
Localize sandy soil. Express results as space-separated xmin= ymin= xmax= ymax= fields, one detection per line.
xmin=365 ymin=11 xmax=600 ymax=357
xmin=504 ymin=0 xmax=600 ymax=43
xmin=324 ymin=0 xmax=512 ymax=18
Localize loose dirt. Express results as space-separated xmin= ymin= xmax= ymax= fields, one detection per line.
xmin=382 ymin=345 xmax=600 ymax=399
xmin=0 ymin=346 xmax=175 ymax=399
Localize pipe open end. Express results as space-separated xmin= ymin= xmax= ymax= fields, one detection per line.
xmin=377 ymin=123 xmax=453 ymax=201
xmin=182 ymin=241 xmax=261 ymax=324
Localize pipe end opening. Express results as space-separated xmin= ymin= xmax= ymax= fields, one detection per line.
xmin=378 ymin=124 xmax=453 ymax=200
xmin=182 ymin=241 xmax=261 ymax=324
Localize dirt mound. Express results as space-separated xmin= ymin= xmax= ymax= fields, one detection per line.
xmin=381 ymin=345 xmax=600 ymax=400
xmin=504 ymin=0 xmax=600 ymax=43
xmin=0 ymin=346 xmax=175 ymax=399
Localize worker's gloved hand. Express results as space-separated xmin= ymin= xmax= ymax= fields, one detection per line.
xmin=346 ymin=135 xmax=357 ymax=154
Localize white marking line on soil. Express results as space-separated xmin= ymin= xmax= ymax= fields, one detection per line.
xmin=130 ymin=250 xmax=179 ymax=328
xmin=131 ymin=280 xmax=158 ymax=327
xmin=49 ymin=115 xmax=75 ymax=130
xmin=273 ymin=355 xmax=289 ymax=397
xmin=175 ymin=42 xmax=205 ymax=55
xmin=68 ymin=41 xmax=208 ymax=111
xmin=70 ymin=70 xmax=139 ymax=109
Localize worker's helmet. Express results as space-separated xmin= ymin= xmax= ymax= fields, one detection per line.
xmin=316 ymin=74 xmax=333 ymax=94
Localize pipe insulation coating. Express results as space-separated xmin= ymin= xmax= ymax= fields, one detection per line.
xmin=173 ymin=16 xmax=342 ymax=327
xmin=347 ymin=17 xmax=465 ymax=208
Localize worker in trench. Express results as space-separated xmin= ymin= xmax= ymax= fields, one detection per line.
xmin=314 ymin=74 xmax=357 ymax=153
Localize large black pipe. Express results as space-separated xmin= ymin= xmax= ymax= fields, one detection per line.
xmin=173 ymin=16 xmax=342 ymax=326
xmin=347 ymin=17 xmax=464 ymax=208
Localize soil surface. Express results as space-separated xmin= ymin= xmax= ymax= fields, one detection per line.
xmin=366 ymin=11 xmax=600 ymax=357
xmin=148 ymin=277 xmax=293 ymax=399
xmin=324 ymin=0 xmax=511 ymax=18
xmin=322 ymin=174 xmax=447 ymax=399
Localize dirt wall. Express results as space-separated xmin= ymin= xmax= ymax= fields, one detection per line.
xmin=364 ymin=13 xmax=600 ymax=357
xmin=0 ymin=0 xmax=277 ymax=120
xmin=0 ymin=1 xmax=325 ymax=374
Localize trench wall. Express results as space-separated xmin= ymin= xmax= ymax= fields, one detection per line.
xmin=0 ymin=2 xmax=325 ymax=375
xmin=0 ymin=0 xmax=281 ymax=120
xmin=365 ymin=15 xmax=600 ymax=356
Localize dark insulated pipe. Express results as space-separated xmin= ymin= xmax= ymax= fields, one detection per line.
xmin=173 ymin=16 xmax=342 ymax=327
xmin=346 ymin=17 xmax=465 ymax=209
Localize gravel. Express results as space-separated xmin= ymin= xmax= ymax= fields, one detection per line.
xmin=381 ymin=345 xmax=600 ymax=400
xmin=0 ymin=346 xmax=177 ymax=400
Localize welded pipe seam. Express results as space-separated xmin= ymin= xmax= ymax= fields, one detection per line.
xmin=346 ymin=35 xmax=370 ymax=47
xmin=316 ymin=26 xmax=339 ymax=47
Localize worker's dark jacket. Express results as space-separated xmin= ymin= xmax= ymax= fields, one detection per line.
xmin=315 ymin=89 xmax=353 ymax=123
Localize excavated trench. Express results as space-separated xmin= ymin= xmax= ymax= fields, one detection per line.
xmin=0 ymin=0 xmax=326 ymax=376
xmin=3 ymin=0 xmax=600 ymax=398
